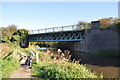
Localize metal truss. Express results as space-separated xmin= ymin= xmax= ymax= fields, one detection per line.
xmin=27 ymin=30 xmax=84 ymax=42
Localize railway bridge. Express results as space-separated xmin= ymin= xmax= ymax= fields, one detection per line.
xmin=20 ymin=21 xmax=99 ymax=48
xmin=28 ymin=25 xmax=85 ymax=42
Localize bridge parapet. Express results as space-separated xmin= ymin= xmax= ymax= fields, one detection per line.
xmin=29 ymin=24 xmax=87 ymax=34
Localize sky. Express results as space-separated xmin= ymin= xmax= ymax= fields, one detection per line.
xmin=0 ymin=1 xmax=119 ymax=30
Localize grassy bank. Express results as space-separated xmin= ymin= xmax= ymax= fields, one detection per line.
xmin=0 ymin=43 xmax=33 ymax=79
xmin=33 ymin=61 xmax=102 ymax=79
xmin=0 ymin=58 xmax=20 ymax=79
xmin=32 ymin=51 xmax=103 ymax=79
xmin=0 ymin=43 xmax=21 ymax=79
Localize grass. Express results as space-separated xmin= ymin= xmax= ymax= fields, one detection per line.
xmin=21 ymin=49 xmax=31 ymax=56
xmin=32 ymin=61 xmax=102 ymax=79
xmin=0 ymin=43 xmax=21 ymax=80
xmin=0 ymin=43 xmax=30 ymax=79
xmin=0 ymin=57 xmax=20 ymax=79
xmin=0 ymin=43 xmax=13 ymax=59
xmin=32 ymin=50 xmax=103 ymax=79
xmin=0 ymin=43 xmax=103 ymax=79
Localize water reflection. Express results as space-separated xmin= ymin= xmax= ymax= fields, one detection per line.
xmin=37 ymin=47 xmax=57 ymax=53
xmin=72 ymin=51 xmax=120 ymax=78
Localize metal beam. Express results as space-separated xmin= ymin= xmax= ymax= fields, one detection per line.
xmin=27 ymin=30 xmax=84 ymax=42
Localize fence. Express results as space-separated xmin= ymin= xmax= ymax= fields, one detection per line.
xmin=29 ymin=24 xmax=87 ymax=34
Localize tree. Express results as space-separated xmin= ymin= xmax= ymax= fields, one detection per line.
xmin=99 ymin=17 xmax=119 ymax=28
xmin=10 ymin=29 xmax=29 ymax=43
xmin=76 ymin=21 xmax=91 ymax=30
xmin=0 ymin=25 xmax=17 ymax=43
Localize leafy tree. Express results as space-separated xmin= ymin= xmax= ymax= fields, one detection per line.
xmin=76 ymin=17 xmax=119 ymax=29
xmin=10 ymin=29 xmax=29 ymax=43
xmin=99 ymin=17 xmax=119 ymax=28
xmin=76 ymin=21 xmax=91 ymax=30
xmin=0 ymin=25 xmax=17 ymax=43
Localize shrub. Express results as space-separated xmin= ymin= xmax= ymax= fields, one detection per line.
xmin=32 ymin=59 xmax=102 ymax=79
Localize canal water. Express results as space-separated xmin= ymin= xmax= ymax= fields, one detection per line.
xmin=72 ymin=51 xmax=120 ymax=78
xmin=38 ymin=48 xmax=120 ymax=78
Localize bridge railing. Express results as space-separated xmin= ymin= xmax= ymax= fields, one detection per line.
xmin=29 ymin=24 xmax=86 ymax=34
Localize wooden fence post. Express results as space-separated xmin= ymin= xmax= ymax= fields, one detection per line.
xmin=36 ymin=52 xmax=39 ymax=64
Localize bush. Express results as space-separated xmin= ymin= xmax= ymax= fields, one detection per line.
xmin=32 ymin=59 xmax=102 ymax=79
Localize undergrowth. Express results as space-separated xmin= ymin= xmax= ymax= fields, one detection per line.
xmin=32 ymin=51 xmax=103 ymax=79
xmin=0 ymin=43 xmax=24 ymax=79
xmin=33 ymin=61 xmax=102 ymax=79
xmin=0 ymin=57 xmax=20 ymax=79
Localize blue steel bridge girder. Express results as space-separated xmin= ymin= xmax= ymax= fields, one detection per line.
xmin=27 ymin=30 xmax=84 ymax=42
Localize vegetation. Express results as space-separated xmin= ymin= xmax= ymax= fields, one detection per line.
xmin=99 ymin=17 xmax=119 ymax=28
xmin=0 ymin=43 xmax=36 ymax=79
xmin=11 ymin=29 xmax=29 ymax=43
xmin=0 ymin=17 xmax=119 ymax=79
xmin=76 ymin=21 xmax=91 ymax=30
xmin=0 ymin=25 xmax=17 ymax=43
xmin=0 ymin=57 xmax=20 ymax=79
xmin=0 ymin=43 xmax=21 ymax=79
xmin=76 ymin=17 xmax=119 ymax=29
xmin=33 ymin=61 xmax=102 ymax=79
xmin=32 ymin=50 xmax=103 ymax=79
xmin=0 ymin=25 xmax=29 ymax=44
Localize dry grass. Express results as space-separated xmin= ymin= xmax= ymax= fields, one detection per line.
xmin=32 ymin=50 xmax=101 ymax=78
xmin=0 ymin=44 xmax=11 ymax=59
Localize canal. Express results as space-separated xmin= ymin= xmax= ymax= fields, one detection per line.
xmin=38 ymin=47 xmax=120 ymax=78
xmin=72 ymin=51 xmax=120 ymax=78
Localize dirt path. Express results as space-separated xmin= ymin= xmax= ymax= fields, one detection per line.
xmin=10 ymin=50 xmax=32 ymax=78
xmin=10 ymin=66 xmax=31 ymax=78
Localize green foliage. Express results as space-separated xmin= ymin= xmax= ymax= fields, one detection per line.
xmin=11 ymin=29 xmax=29 ymax=43
xmin=1 ymin=36 xmax=11 ymax=43
xmin=0 ymin=58 xmax=20 ymax=79
xmin=99 ymin=17 xmax=119 ymax=28
xmin=21 ymin=48 xmax=31 ymax=56
xmin=0 ymin=25 xmax=17 ymax=43
xmin=96 ymin=50 xmax=120 ymax=57
xmin=33 ymin=60 xmax=101 ymax=79
xmin=31 ymin=44 xmax=103 ymax=79
xmin=32 ymin=49 xmax=102 ymax=79
xmin=77 ymin=21 xmax=91 ymax=30
xmin=0 ymin=25 xmax=29 ymax=44
xmin=76 ymin=17 xmax=119 ymax=30
xmin=12 ymin=35 xmax=20 ymax=41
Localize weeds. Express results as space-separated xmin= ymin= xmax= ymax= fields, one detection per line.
xmin=0 ymin=43 xmax=23 ymax=79
xmin=32 ymin=50 xmax=103 ymax=79
xmin=0 ymin=57 xmax=20 ymax=79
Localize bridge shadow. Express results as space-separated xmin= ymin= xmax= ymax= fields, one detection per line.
xmin=71 ymin=51 xmax=120 ymax=67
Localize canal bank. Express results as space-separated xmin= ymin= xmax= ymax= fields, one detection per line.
xmin=71 ymin=51 xmax=120 ymax=78
xmin=39 ymin=47 xmax=120 ymax=78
